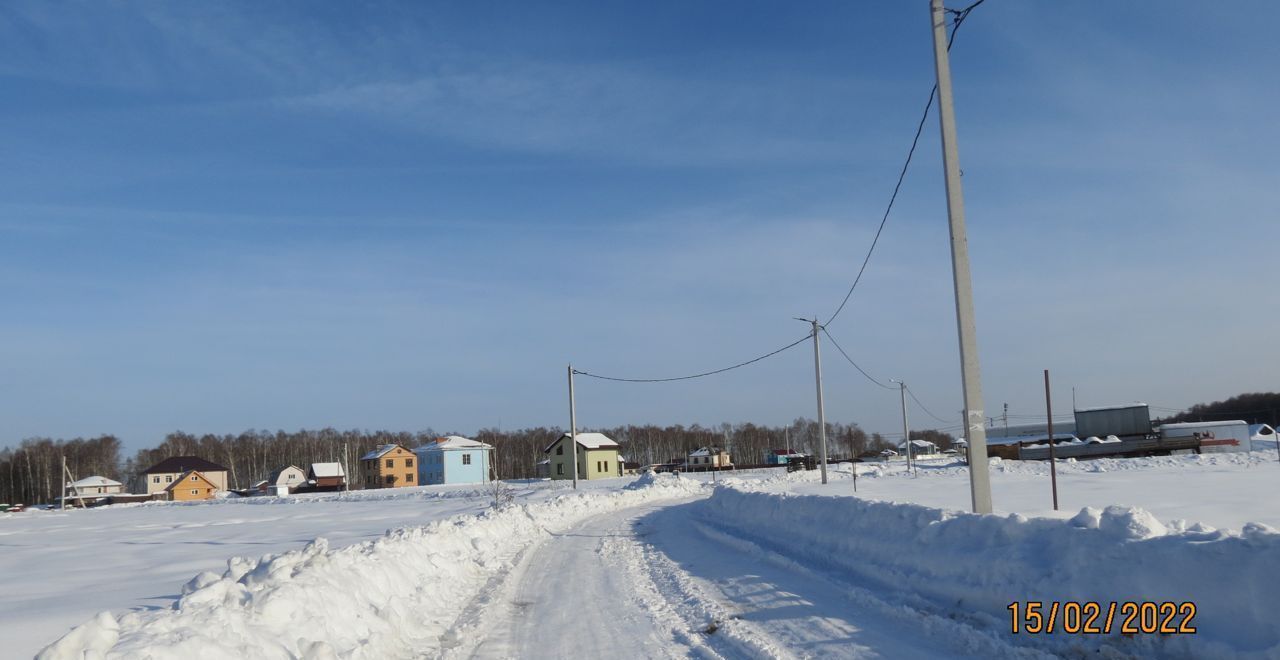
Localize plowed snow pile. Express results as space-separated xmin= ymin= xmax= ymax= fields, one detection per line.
xmin=38 ymin=474 xmax=702 ymax=660
xmin=703 ymin=483 xmax=1280 ymax=659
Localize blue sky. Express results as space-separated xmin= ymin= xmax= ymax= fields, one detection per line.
xmin=1 ymin=1 xmax=1277 ymax=452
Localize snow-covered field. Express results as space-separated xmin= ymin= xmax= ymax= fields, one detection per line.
xmin=8 ymin=453 xmax=1280 ymax=659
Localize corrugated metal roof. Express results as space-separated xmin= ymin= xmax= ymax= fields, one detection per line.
xmin=360 ymin=444 xmax=405 ymax=461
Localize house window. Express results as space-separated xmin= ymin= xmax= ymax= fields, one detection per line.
xmin=406 ymin=473 xmax=414 ymax=482
xmin=406 ymin=458 xmax=413 ymax=468
xmin=166 ymin=475 xmax=173 ymax=482
xmin=604 ymin=461 xmax=609 ymax=473
xmin=190 ymin=490 xmax=198 ymax=495
xmin=462 ymin=454 xmax=472 ymax=465
xmin=556 ymin=464 xmax=564 ymax=475
xmin=385 ymin=459 xmax=394 ymax=468
xmin=190 ymin=475 xmax=198 ymax=481
xmin=153 ymin=476 xmax=160 ymax=484
xmin=556 ymin=445 xmax=563 ymax=455
xmin=384 ymin=475 xmax=394 ymax=484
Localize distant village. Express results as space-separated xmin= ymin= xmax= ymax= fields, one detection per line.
xmin=8 ymin=399 xmax=1275 ymax=512
xmin=46 ymin=432 xmax=840 ymax=508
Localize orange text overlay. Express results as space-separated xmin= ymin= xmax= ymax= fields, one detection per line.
xmin=1007 ymin=601 xmax=1197 ymax=635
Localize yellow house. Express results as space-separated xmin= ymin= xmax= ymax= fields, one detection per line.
xmin=360 ymin=444 xmax=418 ymax=488
xmin=544 ymin=432 xmax=621 ymax=480
xmin=138 ymin=456 xmax=229 ymax=496
xmin=165 ymin=470 xmax=219 ymax=502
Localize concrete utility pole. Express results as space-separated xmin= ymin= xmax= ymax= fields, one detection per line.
xmin=798 ymin=318 xmax=830 ymax=485
xmin=892 ymin=380 xmax=915 ymax=476
xmin=568 ymin=364 xmax=579 ymax=490
xmin=930 ymin=0 xmax=992 ymax=514
xmin=60 ymin=455 xmax=66 ymax=511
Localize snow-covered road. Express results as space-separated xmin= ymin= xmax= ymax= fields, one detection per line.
xmin=28 ymin=457 xmax=1280 ymax=659
xmin=451 ymin=497 xmax=1030 ymax=660
xmin=454 ymin=498 xmax=720 ymax=659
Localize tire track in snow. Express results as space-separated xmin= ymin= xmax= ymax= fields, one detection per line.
xmin=638 ymin=501 xmax=1058 ymax=660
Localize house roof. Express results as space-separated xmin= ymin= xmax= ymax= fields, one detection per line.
xmin=770 ymin=449 xmax=804 ymax=456
xmin=66 ymin=476 xmax=122 ymax=489
xmin=360 ymin=444 xmax=406 ymax=461
xmin=897 ymin=439 xmax=938 ymax=449
xmin=309 ymin=462 xmax=345 ymax=478
xmin=414 ymin=435 xmax=494 ymax=451
xmin=267 ymin=465 xmax=304 ymax=484
xmin=544 ymin=432 xmax=619 ymax=453
xmin=1075 ymin=403 xmax=1148 ymax=413
xmin=142 ymin=456 xmax=229 ymax=475
xmin=689 ymin=446 xmax=725 ymax=456
xmin=163 ymin=470 xmax=216 ymax=492
xmin=1159 ymin=421 xmax=1248 ymax=430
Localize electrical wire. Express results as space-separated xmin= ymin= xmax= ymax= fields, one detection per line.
xmin=904 ymin=385 xmax=955 ymax=425
xmin=571 ymin=1 xmax=992 ymax=388
xmin=819 ymin=327 xmax=895 ymax=390
xmin=824 ymin=0 xmax=986 ymax=327
xmin=572 ymin=334 xmax=811 ymax=383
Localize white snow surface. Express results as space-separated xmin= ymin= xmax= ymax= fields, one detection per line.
xmin=15 ymin=454 xmax=1280 ymax=659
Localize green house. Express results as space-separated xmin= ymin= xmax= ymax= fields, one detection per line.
xmin=544 ymin=432 xmax=621 ymax=480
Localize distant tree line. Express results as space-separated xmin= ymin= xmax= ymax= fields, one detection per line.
xmin=1 ymin=420 xmax=959 ymax=505
xmin=1153 ymin=392 xmax=1280 ymax=426
xmin=0 ymin=435 xmax=123 ymax=506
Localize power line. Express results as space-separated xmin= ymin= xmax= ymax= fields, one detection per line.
xmin=904 ymin=385 xmax=954 ymax=425
xmin=572 ymin=334 xmax=811 ymax=383
xmin=824 ymin=0 xmax=986 ymax=328
xmin=819 ymin=327 xmax=895 ymax=390
xmin=572 ymin=2 xmax=992 ymax=389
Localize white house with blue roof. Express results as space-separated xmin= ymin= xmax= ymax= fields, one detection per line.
xmin=414 ymin=436 xmax=494 ymax=485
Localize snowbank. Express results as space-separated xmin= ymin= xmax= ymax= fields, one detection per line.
xmin=699 ymin=486 xmax=1280 ymax=658
xmin=38 ymin=476 xmax=703 ymax=660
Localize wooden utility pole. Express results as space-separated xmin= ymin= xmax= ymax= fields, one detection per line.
xmin=930 ymin=0 xmax=992 ymax=514
xmin=1045 ymin=369 xmax=1059 ymax=510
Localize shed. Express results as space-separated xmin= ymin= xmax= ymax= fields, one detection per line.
xmin=1073 ymin=404 xmax=1152 ymax=439
xmin=308 ymin=463 xmax=347 ymax=490
xmin=897 ymin=439 xmax=939 ymax=455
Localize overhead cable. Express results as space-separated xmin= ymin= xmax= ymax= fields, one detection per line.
xmin=572 ymin=334 xmax=811 ymax=383
xmin=819 ymin=327 xmax=895 ymax=390
xmin=824 ymin=0 xmax=986 ymax=327
xmin=905 ymin=385 xmax=955 ymax=425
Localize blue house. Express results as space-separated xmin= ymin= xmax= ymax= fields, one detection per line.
xmin=414 ymin=436 xmax=494 ymax=485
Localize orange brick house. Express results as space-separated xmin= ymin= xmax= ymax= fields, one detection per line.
xmin=164 ymin=470 xmax=219 ymax=501
xmin=360 ymin=444 xmax=417 ymax=489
